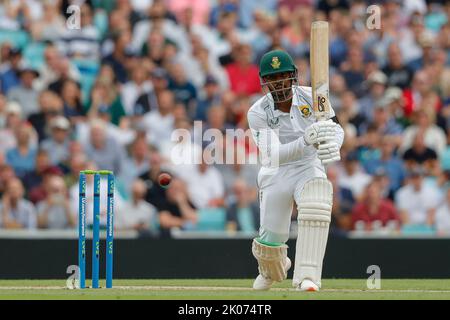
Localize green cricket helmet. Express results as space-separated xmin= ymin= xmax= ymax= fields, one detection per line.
xmin=259 ymin=50 xmax=298 ymax=103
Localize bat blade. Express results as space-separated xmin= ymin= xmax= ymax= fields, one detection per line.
xmin=310 ymin=21 xmax=330 ymax=121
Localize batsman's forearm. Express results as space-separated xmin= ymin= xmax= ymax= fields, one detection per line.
xmin=259 ymin=136 xmax=307 ymax=166
xmin=277 ymin=137 xmax=307 ymax=164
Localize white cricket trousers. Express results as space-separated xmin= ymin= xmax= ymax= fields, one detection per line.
xmin=257 ymin=159 xmax=327 ymax=244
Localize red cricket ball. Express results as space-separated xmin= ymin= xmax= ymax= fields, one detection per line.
xmin=158 ymin=173 xmax=172 ymax=188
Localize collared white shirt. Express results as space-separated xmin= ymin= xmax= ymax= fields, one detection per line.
xmin=395 ymin=184 xmax=442 ymax=225
xmin=247 ymin=85 xmax=340 ymax=168
xmin=435 ymin=202 xmax=450 ymax=234
xmin=141 ymin=111 xmax=175 ymax=149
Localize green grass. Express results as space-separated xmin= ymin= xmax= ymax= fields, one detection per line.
xmin=0 ymin=279 xmax=449 ymax=300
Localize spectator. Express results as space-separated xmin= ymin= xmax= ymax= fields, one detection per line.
xmin=102 ymin=30 xmax=133 ymax=84
xmin=239 ymin=8 xmax=273 ymax=55
xmin=28 ymin=90 xmax=64 ymax=142
xmin=40 ymin=116 xmax=72 ymax=166
xmin=167 ymin=0 xmax=210 ymax=25
xmin=215 ymin=143 xmax=259 ymax=200
xmin=194 ymin=76 xmax=222 ymax=121
xmin=0 ymin=47 xmax=22 ymax=94
xmin=337 ymin=90 xmax=365 ymax=137
xmin=340 ymin=46 xmax=366 ymax=98
xmin=63 ymin=151 xmax=88 ymax=189
xmin=181 ymin=158 xmax=225 ymax=209
xmin=384 ymin=86 xmax=408 ymax=127
xmin=157 ymin=178 xmax=198 ymax=237
xmin=0 ymin=164 xmax=16 ymax=198
xmin=365 ymin=136 xmax=406 ymax=196
xmin=160 ymin=117 xmax=202 ymax=179
xmin=178 ymin=33 xmax=229 ymax=91
xmin=121 ymin=136 xmax=150 ymax=191
xmin=0 ymin=178 xmax=37 ymax=229
xmin=279 ymin=6 xmax=310 ymax=58
xmin=121 ymin=65 xmax=153 ymax=115
xmin=359 ymin=98 xmax=404 ymax=146
xmin=358 ymin=71 xmax=387 ymax=122
xmin=441 ymin=129 xmax=450 ymax=171
xmin=338 ymin=151 xmax=372 ymax=201
xmin=86 ymin=79 xmax=126 ymax=126
xmin=317 ymin=0 xmax=350 ymax=16
xmin=209 ymin=0 xmax=239 ymax=28
xmin=225 ymin=43 xmax=260 ymax=96
xmin=6 ymin=124 xmax=38 ymax=178
xmin=0 ymin=94 xmax=6 ymax=127
xmin=0 ymin=101 xmax=24 ymax=153
xmin=357 ymin=124 xmax=381 ymax=169
xmin=36 ymin=175 xmax=75 ymax=229
xmin=133 ymin=68 xmax=167 ymax=117
xmin=395 ymin=167 xmax=441 ymax=226
xmin=60 ymin=79 xmax=84 ymax=121
xmin=167 ymin=64 xmax=198 ymax=114
xmin=83 ymin=120 xmax=126 ymax=175
xmin=435 ymin=186 xmax=450 ymax=235
xmin=226 ymin=178 xmax=259 ymax=233
xmin=403 ymin=70 xmax=442 ymax=118
xmin=4 ymin=0 xmax=44 ymax=29
xmin=408 ymin=32 xmax=436 ymax=72
xmin=139 ymin=27 xmax=168 ymax=66
xmin=204 ymin=105 xmax=234 ymax=136
xmin=35 ymin=45 xmax=81 ymax=92
xmin=139 ymin=148 xmax=170 ymax=209
xmin=112 ymin=0 xmax=143 ymax=29
xmin=22 ymin=149 xmax=52 ymax=193
xmin=400 ymin=109 xmax=447 ymax=157
xmin=382 ymin=43 xmax=413 ymax=90
xmin=398 ymin=14 xmax=427 ymax=64
xmin=115 ymin=179 xmax=157 ymax=232
xmin=28 ymin=166 xmax=63 ymax=205
xmin=7 ymin=66 xmax=40 ymax=118
xmin=57 ymin=3 xmax=101 ymax=60
xmin=140 ymin=90 xmax=175 ymax=148
xmin=351 ymin=180 xmax=400 ymax=231
xmin=30 ymin=0 xmax=66 ymax=42
xmin=402 ymin=131 xmax=438 ymax=170
xmin=328 ymin=165 xmax=354 ymax=234
xmin=339 ymin=90 xmax=373 ymax=132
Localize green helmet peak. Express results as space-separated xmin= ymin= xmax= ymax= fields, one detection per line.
xmin=259 ymin=50 xmax=297 ymax=78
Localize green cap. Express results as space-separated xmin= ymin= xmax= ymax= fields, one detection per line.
xmin=259 ymin=50 xmax=297 ymax=78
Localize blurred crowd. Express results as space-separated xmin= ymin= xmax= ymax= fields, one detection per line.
xmin=0 ymin=0 xmax=449 ymax=237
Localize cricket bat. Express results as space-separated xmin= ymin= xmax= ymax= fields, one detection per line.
xmin=310 ymin=21 xmax=330 ymax=121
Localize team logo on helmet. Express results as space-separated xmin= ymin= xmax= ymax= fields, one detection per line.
xmin=271 ymin=57 xmax=281 ymax=69
xmin=298 ymin=105 xmax=311 ymax=118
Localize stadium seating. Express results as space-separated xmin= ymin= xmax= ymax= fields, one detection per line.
xmin=194 ymin=208 xmax=227 ymax=231
xmin=0 ymin=29 xmax=30 ymax=50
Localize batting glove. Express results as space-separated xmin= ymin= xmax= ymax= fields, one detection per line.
xmin=317 ymin=141 xmax=341 ymax=165
xmin=303 ymin=120 xmax=337 ymax=147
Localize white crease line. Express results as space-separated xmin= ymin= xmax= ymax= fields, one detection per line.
xmin=0 ymin=286 xmax=450 ymax=293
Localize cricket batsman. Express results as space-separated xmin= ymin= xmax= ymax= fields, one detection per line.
xmin=248 ymin=50 xmax=344 ymax=291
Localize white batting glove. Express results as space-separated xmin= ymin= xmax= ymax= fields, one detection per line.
xmin=317 ymin=141 xmax=341 ymax=165
xmin=303 ymin=120 xmax=337 ymax=147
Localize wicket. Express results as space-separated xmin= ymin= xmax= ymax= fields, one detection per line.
xmin=78 ymin=170 xmax=115 ymax=289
